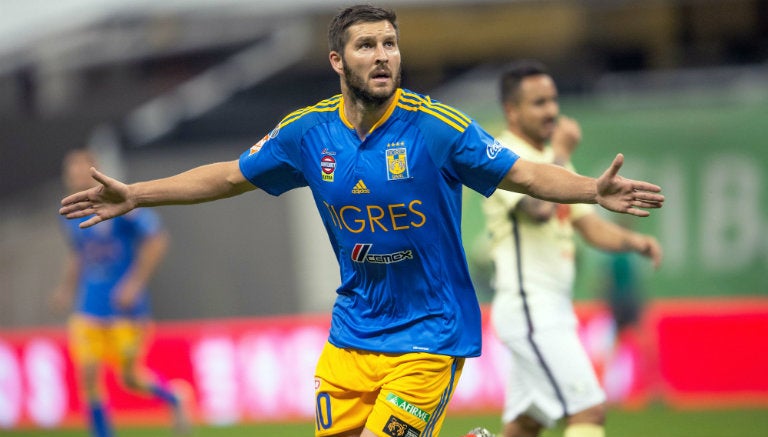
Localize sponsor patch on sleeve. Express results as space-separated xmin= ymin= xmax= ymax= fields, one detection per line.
xmin=486 ymin=139 xmax=503 ymax=159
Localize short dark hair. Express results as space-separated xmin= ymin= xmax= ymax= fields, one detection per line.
xmin=328 ymin=4 xmax=399 ymax=54
xmin=500 ymin=60 xmax=549 ymax=104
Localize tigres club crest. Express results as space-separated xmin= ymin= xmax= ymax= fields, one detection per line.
xmin=382 ymin=415 xmax=420 ymax=437
xmin=386 ymin=147 xmax=410 ymax=180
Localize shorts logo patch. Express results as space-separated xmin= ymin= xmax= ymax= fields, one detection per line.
xmin=386 ymin=147 xmax=410 ymax=180
xmin=386 ymin=393 xmax=430 ymax=422
xmin=383 ymin=415 xmax=421 ymax=437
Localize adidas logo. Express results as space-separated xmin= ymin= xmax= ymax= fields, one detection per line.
xmin=352 ymin=179 xmax=370 ymax=194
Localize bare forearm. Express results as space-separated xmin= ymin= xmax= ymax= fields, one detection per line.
xmin=576 ymin=215 xmax=634 ymax=252
xmin=516 ymin=196 xmax=557 ymax=222
xmin=127 ymin=232 xmax=169 ymax=287
xmin=60 ymin=160 xmax=258 ymax=229
xmin=499 ymin=160 xmax=597 ymax=204
xmin=51 ymin=254 xmax=80 ymax=311
xmin=130 ymin=161 xmax=255 ymax=207
xmin=578 ymin=213 xmax=662 ymax=268
xmin=59 ymin=254 xmax=81 ymax=296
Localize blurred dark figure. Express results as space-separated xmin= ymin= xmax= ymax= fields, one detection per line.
xmin=604 ymin=233 xmax=643 ymax=339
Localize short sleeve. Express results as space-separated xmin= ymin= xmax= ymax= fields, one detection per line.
xmin=440 ymin=122 xmax=519 ymax=197
xmin=238 ymin=128 xmax=308 ymax=196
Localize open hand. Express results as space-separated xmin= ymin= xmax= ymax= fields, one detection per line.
xmin=59 ymin=167 xmax=135 ymax=228
xmin=596 ymin=154 xmax=664 ymax=217
xmin=638 ymin=235 xmax=663 ymax=269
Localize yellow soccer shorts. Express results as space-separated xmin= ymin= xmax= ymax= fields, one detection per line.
xmin=68 ymin=314 xmax=149 ymax=368
xmin=314 ymin=341 xmax=465 ymax=437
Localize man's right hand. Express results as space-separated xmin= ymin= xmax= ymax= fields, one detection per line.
xmin=59 ymin=167 xmax=135 ymax=228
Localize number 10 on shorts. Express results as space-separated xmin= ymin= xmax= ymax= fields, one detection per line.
xmin=316 ymin=392 xmax=332 ymax=430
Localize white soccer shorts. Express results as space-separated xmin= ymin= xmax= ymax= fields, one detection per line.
xmin=498 ymin=327 xmax=606 ymax=428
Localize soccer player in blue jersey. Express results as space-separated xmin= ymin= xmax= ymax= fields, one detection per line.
xmin=52 ymin=149 xmax=191 ymax=437
xmin=59 ymin=5 xmax=664 ymax=437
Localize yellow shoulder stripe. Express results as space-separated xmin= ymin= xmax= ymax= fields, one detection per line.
xmin=399 ymin=90 xmax=471 ymax=132
xmin=279 ymin=95 xmax=342 ymax=128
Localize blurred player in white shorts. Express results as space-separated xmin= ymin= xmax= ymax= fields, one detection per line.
xmin=483 ymin=60 xmax=663 ymax=437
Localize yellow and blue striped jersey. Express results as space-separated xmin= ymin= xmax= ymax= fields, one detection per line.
xmin=239 ymin=88 xmax=518 ymax=357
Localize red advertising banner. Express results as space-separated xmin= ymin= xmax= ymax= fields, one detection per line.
xmin=1 ymin=298 xmax=766 ymax=431
xmin=647 ymin=298 xmax=768 ymax=407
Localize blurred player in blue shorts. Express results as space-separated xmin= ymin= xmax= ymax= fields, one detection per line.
xmin=59 ymin=5 xmax=663 ymax=437
xmin=52 ymin=149 xmax=191 ymax=437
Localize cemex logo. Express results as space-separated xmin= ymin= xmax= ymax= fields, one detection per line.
xmin=351 ymin=243 xmax=414 ymax=264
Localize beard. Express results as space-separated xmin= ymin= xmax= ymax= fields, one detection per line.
xmin=343 ymin=62 xmax=401 ymax=107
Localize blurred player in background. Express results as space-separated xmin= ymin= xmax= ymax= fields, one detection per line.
xmin=482 ymin=60 xmax=663 ymax=437
xmin=603 ymin=215 xmax=645 ymax=341
xmin=59 ymin=6 xmax=663 ymax=437
xmin=51 ymin=149 xmax=191 ymax=437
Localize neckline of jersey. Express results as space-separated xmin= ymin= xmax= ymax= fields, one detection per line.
xmin=339 ymin=88 xmax=403 ymax=137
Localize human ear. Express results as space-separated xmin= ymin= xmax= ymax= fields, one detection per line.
xmin=329 ymin=51 xmax=344 ymax=75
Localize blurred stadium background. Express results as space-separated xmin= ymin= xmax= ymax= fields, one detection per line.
xmin=1 ymin=0 xmax=767 ymax=435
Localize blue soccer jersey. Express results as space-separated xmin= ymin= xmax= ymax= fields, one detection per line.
xmin=60 ymin=208 xmax=164 ymax=319
xmin=239 ymin=88 xmax=519 ymax=357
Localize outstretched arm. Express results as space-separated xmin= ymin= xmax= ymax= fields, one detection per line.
xmin=574 ymin=213 xmax=663 ymax=269
xmin=115 ymin=230 xmax=170 ymax=309
xmin=60 ymin=160 xmax=256 ymax=228
xmin=513 ymin=115 xmax=582 ymax=222
xmin=50 ymin=250 xmax=80 ymax=313
xmin=498 ymin=153 xmax=664 ymax=217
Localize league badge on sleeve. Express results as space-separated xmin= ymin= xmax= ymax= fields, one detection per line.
xmin=249 ymin=135 xmax=267 ymax=155
xmin=249 ymin=124 xmax=281 ymax=155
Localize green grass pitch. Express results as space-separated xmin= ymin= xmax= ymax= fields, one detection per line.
xmin=5 ymin=404 xmax=768 ymax=436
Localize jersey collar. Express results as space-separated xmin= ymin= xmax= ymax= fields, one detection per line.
xmin=339 ymin=88 xmax=402 ymax=136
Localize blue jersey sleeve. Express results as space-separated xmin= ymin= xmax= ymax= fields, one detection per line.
xmin=238 ymin=125 xmax=308 ymax=196
xmin=427 ymin=118 xmax=519 ymax=198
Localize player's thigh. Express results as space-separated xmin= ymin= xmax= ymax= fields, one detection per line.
xmin=108 ymin=318 xmax=149 ymax=370
xmin=370 ymin=353 xmax=464 ymax=437
xmin=531 ymin=328 xmax=604 ymax=413
xmin=501 ymin=329 xmax=604 ymax=427
xmin=314 ymin=343 xmax=378 ymax=436
xmin=499 ymin=335 xmax=556 ymax=426
xmin=314 ymin=343 xmax=464 ymax=437
xmin=68 ymin=315 xmax=107 ymax=367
